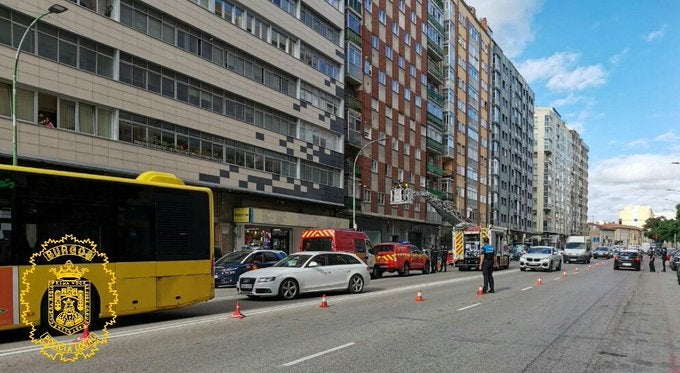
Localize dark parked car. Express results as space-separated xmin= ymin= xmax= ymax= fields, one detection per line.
xmin=214 ymin=249 xmax=287 ymax=287
xmin=669 ymin=252 xmax=680 ymax=272
xmin=613 ymin=250 xmax=641 ymax=271
xmin=593 ymin=246 xmax=612 ymax=259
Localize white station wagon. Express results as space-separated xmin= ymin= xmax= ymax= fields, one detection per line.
xmin=520 ymin=246 xmax=563 ymax=272
xmin=237 ymin=251 xmax=370 ymax=300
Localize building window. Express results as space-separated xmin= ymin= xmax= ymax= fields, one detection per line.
xmin=300 ymin=43 xmax=340 ymax=79
xmin=270 ymin=0 xmax=296 ymax=16
xmin=301 ymin=5 xmax=341 ymax=45
xmin=300 ymin=82 xmax=340 ymax=116
xmin=378 ymin=71 xmax=386 ymax=85
xmin=391 ymin=80 xmax=399 ymax=93
xmin=379 ymin=10 xmax=386 ymax=24
xmin=363 ymin=189 xmax=372 ymax=202
xmin=386 ymin=46 xmax=393 ymax=60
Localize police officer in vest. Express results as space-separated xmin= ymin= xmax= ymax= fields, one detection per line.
xmin=479 ymin=237 xmax=495 ymax=293
xmin=658 ymin=245 xmax=667 ymax=272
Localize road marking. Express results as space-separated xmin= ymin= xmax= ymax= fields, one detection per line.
xmin=282 ymin=342 xmax=355 ymax=367
xmin=521 ymin=286 xmax=533 ymax=291
xmin=457 ymin=303 xmax=480 ymax=311
xmin=553 ymin=277 xmax=561 ymax=281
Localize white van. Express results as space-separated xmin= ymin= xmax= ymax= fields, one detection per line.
xmin=564 ymin=236 xmax=592 ymax=264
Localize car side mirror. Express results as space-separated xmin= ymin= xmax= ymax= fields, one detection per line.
xmin=308 ymin=261 xmax=319 ymax=268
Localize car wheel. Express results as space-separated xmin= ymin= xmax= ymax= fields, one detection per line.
xmin=614 ymin=265 xmax=618 ymax=270
xmin=348 ymin=274 xmax=364 ymax=294
xmin=422 ymin=265 xmax=430 ymax=274
xmin=520 ymin=267 xmax=525 ymax=271
xmin=547 ymin=261 xmax=553 ymax=272
xmin=556 ymin=261 xmax=562 ymax=271
xmin=372 ymin=266 xmax=382 ymax=279
xmin=399 ymin=263 xmax=410 ymax=277
xmin=278 ymin=278 xmax=299 ymax=300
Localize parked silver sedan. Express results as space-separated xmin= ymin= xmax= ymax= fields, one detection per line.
xmin=520 ymin=246 xmax=563 ymax=272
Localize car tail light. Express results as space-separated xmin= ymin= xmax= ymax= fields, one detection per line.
xmin=614 ymin=256 xmax=620 ymax=262
xmin=634 ymin=257 xmax=640 ymax=263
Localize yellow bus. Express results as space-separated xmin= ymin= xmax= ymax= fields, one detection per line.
xmin=0 ymin=164 xmax=214 ymax=332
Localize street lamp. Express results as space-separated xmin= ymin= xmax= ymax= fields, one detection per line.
xmin=12 ymin=4 xmax=68 ymax=166
xmin=352 ymin=137 xmax=386 ymax=230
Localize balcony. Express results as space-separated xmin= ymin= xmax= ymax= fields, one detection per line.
xmin=345 ymin=59 xmax=362 ymax=86
xmin=428 ymin=188 xmax=445 ymax=199
xmin=428 ymin=17 xmax=445 ymax=36
xmin=426 ymin=137 xmax=444 ymax=154
xmin=427 ymin=59 xmax=444 ymax=84
xmin=346 ymin=27 xmax=362 ymax=47
xmin=344 ymin=196 xmax=362 ymax=211
xmin=427 ymin=39 xmax=444 ymax=61
xmin=430 ymin=0 xmax=444 ymax=9
xmin=347 ymin=0 xmax=362 ymax=15
xmin=346 ymin=95 xmax=361 ymax=112
xmin=346 ymin=127 xmax=362 ymax=148
xmin=427 ymin=162 xmax=444 ymax=176
xmin=427 ymin=87 xmax=444 ymax=106
xmin=427 ymin=112 xmax=443 ymax=129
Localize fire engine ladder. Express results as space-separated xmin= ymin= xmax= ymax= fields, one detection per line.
xmin=411 ymin=190 xmax=473 ymax=227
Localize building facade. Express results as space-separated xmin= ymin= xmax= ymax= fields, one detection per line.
xmin=618 ymin=205 xmax=653 ymax=229
xmin=1 ymin=0 xmax=350 ymax=254
xmin=441 ymin=0 xmax=492 ymax=227
xmin=489 ymin=41 xmax=535 ymax=244
xmin=533 ymin=107 xmax=589 ymax=243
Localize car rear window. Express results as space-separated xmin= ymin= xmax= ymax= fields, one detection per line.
xmin=373 ymin=245 xmax=395 ymax=253
xmin=620 ymin=252 xmax=638 ymax=258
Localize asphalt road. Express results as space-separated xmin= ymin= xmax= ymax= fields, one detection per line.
xmin=1 ymin=259 xmax=679 ymax=373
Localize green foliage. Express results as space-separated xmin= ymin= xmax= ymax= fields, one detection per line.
xmin=643 ymin=204 xmax=680 ymax=244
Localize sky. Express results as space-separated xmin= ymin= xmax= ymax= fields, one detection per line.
xmin=465 ymin=0 xmax=680 ymax=221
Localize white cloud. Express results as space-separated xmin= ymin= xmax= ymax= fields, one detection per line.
xmin=654 ymin=131 xmax=680 ymax=143
xmin=644 ymin=25 xmax=667 ymax=42
xmin=517 ymin=52 xmax=607 ymax=92
xmin=550 ymin=93 xmax=585 ymax=108
xmin=609 ymin=47 xmax=629 ymax=66
xmin=623 ymin=131 xmax=680 ymax=149
xmin=589 ymin=153 xmax=680 ymax=220
xmin=464 ymin=0 xmax=543 ymax=59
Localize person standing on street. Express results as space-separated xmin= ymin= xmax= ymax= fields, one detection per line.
xmin=479 ymin=237 xmax=495 ymax=293
xmin=658 ymin=246 xmax=667 ymax=272
xmin=648 ymin=249 xmax=656 ymax=272
xmin=440 ymin=247 xmax=448 ymax=272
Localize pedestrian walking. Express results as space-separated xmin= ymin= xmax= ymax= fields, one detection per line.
xmin=658 ymin=246 xmax=667 ymax=272
xmin=440 ymin=247 xmax=448 ymax=272
xmin=479 ymin=237 xmax=495 ymax=293
xmin=648 ymin=250 xmax=656 ymax=272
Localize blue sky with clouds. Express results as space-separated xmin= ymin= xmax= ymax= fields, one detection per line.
xmin=466 ymin=0 xmax=680 ymax=221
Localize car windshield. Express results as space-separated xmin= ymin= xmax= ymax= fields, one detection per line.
xmin=595 ymin=248 xmax=608 ymax=252
xmin=215 ymin=251 xmax=250 ymax=265
xmin=274 ymin=254 xmax=313 ymax=268
xmin=528 ymin=247 xmax=552 ymax=254
xmin=565 ymin=242 xmax=586 ymax=250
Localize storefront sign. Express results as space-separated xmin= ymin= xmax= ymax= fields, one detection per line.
xmin=233 ymin=208 xmax=252 ymax=223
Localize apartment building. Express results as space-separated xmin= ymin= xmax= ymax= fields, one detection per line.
xmin=489 ymin=42 xmax=535 ymax=243
xmin=533 ymin=107 xmax=589 ymax=242
xmin=0 ymin=0 xmax=348 ymax=254
xmin=441 ymin=0 xmax=492 ymax=227
xmin=343 ymin=0 xmax=446 ymax=247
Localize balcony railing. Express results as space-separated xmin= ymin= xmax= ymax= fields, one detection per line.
xmin=427 ymin=87 xmax=444 ymax=106
xmin=427 ymin=59 xmax=444 ymax=83
xmin=346 ymin=95 xmax=361 ymax=112
xmin=427 ymin=112 xmax=443 ymax=128
xmin=427 ymin=162 xmax=444 ymax=176
xmin=346 ymin=28 xmax=362 ymax=46
xmin=427 ymin=39 xmax=444 ymax=61
xmin=430 ymin=0 xmax=444 ymax=9
xmin=428 ymin=17 xmax=445 ymax=36
xmin=346 ymin=60 xmax=362 ymax=86
xmin=427 ymin=137 xmax=444 ymax=154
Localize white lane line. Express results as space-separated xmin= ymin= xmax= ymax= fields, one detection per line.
xmin=553 ymin=277 xmax=561 ymax=281
xmin=282 ymin=342 xmax=355 ymax=367
xmin=456 ymin=303 xmax=480 ymax=311
xmin=521 ymin=286 xmax=533 ymax=291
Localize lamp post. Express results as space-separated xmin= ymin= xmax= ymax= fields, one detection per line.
xmin=352 ymin=138 xmax=386 ymax=230
xmin=12 ymin=4 xmax=68 ymax=166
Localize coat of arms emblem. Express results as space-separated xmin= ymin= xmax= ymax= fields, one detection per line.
xmin=20 ymin=235 xmax=117 ymax=362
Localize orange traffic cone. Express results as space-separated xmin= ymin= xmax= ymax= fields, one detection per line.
xmin=561 ymin=271 xmax=567 ymax=279
xmin=574 ymin=267 xmax=579 ymax=274
xmin=73 ymin=323 xmax=90 ymax=343
xmin=537 ymin=277 xmax=543 ymax=287
xmin=587 ymin=265 xmax=592 ymax=271
xmin=415 ymin=289 xmax=424 ymax=302
xmin=320 ymin=294 xmax=329 ymax=308
xmin=476 ymin=286 xmax=484 ymax=297
xmin=231 ymin=301 xmax=245 ymax=319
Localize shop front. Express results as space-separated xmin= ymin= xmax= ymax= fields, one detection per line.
xmin=233 ymin=208 xmax=349 ymax=254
